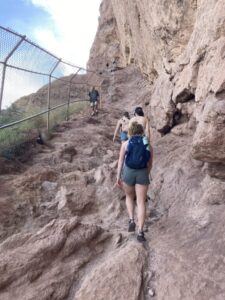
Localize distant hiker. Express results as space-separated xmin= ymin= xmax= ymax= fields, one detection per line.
xmin=88 ymin=86 xmax=100 ymax=116
xmin=113 ymin=111 xmax=130 ymax=143
xmin=129 ymin=107 xmax=150 ymax=140
xmin=116 ymin=121 xmax=153 ymax=242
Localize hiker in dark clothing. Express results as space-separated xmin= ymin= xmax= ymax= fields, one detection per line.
xmin=88 ymin=86 xmax=100 ymax=116
xmin=116 ymin=122 xmax=153 ymax=242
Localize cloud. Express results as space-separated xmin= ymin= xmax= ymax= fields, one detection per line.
xmin=2 ymin=69 xmax=48 ymax=109
xmin=29 ymin=0 xmax=101 ymax=68
xmin=1 ymin=1 xmax=102 ymax=109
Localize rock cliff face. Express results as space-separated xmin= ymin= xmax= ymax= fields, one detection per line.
xmin=89 ymin=0 xmax=225 ymax=171
xmin=88 ymin=0 xmax=197 ymax=78
xmin=87 ymin=0 xmax=225 ymax=298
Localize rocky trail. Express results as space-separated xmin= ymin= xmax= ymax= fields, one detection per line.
xmin=1 ymin=66 xmax=225 ymax=300
xmin=0 ymin=96 xmax=151 ymax=299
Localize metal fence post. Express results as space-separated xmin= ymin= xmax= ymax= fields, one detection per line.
xmin=0 ymin=35 xmax=26 ymax=113
xmin=66 ymin=68 xmax=80 ymax=121
xmin=47 ymin=58 xmax=61 ymax=131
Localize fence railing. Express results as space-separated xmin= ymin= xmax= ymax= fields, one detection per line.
xmin=0 ymin=26 xmax=103 ymax=157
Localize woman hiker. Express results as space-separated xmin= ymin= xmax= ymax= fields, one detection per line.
xmin=113 ymin=111 xmax=130 ymax=143
xmin=116 ymin=121 xmax=153 ymax=242
xmin=129 ymin=106 xmax=150 ymax=140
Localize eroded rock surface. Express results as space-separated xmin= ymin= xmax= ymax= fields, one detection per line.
xmin=0 ymin=87 xmax=150 ymax=299
xmin=1 ymin=63 xmax=225 ymax=300
xmin=76 ymin=243 xmax=146 ymax=300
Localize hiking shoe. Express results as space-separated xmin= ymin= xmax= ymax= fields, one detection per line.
xmin=137 ymin=231 xmax=146 ymax=242
xmin=128 ymin=219 xmax=136 ymax=232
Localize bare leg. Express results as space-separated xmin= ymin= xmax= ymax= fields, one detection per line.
xmin=123 ymin=182 xmax=135 ymax=220
xmin=90 ymin=103 xmax=95 ymax=116
xmin=91 ymin=103 xmax=95 ymax=115
xmin=95 ymin=102 xmax=98 ymax=114
xmin=135 ymin=184 xmax=149 ymax=231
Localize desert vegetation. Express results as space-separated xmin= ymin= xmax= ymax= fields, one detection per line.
xmin=0 ymin=101 xmax=88 ymax=157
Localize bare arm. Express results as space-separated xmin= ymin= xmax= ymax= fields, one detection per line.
xmin=113 ymin=120 xmax=121 ymax=142
xmin=147 ymin=145 xmax=153 ymax=174
xmin=145 ymin=117 xmax=151 ymax=140
xmin=116 ymin=142 xmax=126 ymax=184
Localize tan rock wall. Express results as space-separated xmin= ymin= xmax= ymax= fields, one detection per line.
xmin=88 ymin=0 xmax=199 ymax=134
xmin=89 ymin=0 xmax=225 ymax=164
xmin=88 ymin=0 xmax=197 ymax=80
xmin=87 ymin=0 xmax=121 ymax=72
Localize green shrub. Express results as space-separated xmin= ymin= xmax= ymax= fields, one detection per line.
xmin=0 ymin=101 xmax=87 ymax=158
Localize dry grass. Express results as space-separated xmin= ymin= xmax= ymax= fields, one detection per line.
xmin=0 ymin=101 xmax=88 ymax=158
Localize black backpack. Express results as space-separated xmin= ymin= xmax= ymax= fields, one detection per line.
xmin=125 ymin=136 xmax=150 ymax=169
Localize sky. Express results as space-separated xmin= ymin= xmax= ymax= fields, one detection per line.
xmin=0 ymin=0 xmax=102 ymax=68
xmin=0 ymin=0 xmax=102 ymax=108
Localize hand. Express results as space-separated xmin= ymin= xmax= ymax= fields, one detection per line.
xmin=115 ymin=178 xmax=123 ymax=189
xmin=149 ymin=172 xmax=153 ymax=181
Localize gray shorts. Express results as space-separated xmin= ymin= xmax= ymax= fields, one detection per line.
xmin=90 ymin=101 xmax=98 ymax=107
xmin=122 ymin=164 xmax=150 ymax=186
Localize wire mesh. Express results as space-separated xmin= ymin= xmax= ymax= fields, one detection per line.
xmin=8 ymin=40 xmax=59 ymax=74
xmin=0 ymin=115 xmax=46 ymax=158
xmin=0 ymin=26 xmax=103 ymax=159
xmin=52 ymin=61 xmax=80 ymax=78
xmin=0 ymin=27 xmax=22 ymax=63
xmin=2 ymin=67 xmax=49 ymax=110
xmin=0 ymin=63 xmax=3 ymax=89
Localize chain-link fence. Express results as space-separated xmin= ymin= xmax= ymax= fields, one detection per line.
xmin=0 ymin=26 xmax=103 ymax=158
